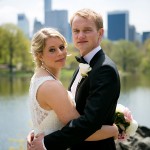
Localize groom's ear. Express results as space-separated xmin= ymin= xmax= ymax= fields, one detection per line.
xmin=98 ymin=28 xmax=104 ymax=37
xmin=98 ymin=28 xmax=104 ymax=42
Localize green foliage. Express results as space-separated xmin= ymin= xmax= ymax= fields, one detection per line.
xmin=60 ymin=69 xmax=75 ymax=88
xmin=140 ymin=39 xmax=150 ymax=74
xmin=112 ymin=40 xmax=140 ymax=73
xmin=65 ymin=44 xmax=79 ymax=69
xmin=101 ymin=39 xmax=115 ymax=56
xmin=0 ymin=23 xmax=33 ymax=73
xmin=101 ymin=40 xmax=141 ymax=73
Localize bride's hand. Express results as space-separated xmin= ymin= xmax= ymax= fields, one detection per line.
xmin=113 ymin=124 xmax=119 ymax=140
xmin=27 ymin=130 xmax=34 ymax=149
xmin=30 ymin=133 xmax=45 ymax=150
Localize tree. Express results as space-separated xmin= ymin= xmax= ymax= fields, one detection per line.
xmin=0 ymin=23 xmax=32 ymax=73
xmin=111 ymin=40 xmax=140 ymax=73
xmin=140 ymin=39 xmax=150 ymax=74
xmin=101 ymin=39 xmax=114 ymax=57
xmin=65 ymin=44 xmax=78 ymax=70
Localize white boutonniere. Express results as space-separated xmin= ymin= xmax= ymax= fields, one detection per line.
xmin=79 ymin=63 xmax=92 ymax=78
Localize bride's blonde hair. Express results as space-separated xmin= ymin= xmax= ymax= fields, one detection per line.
xmin=31 ymin=28 xmax=67 ymax=69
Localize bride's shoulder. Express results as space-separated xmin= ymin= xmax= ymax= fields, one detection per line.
xmin=30 ymin=74 xmax=56 ymax=91
xmin=31 ymin=71 xmax=54 ymax=81
xmin=32 ymin=75 xmax=61 ymax=92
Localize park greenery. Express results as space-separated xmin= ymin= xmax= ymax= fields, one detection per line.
xmin=0 ymin=23 xmax=150 ymax=77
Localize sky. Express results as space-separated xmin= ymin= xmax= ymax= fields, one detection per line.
xmin=0 ymin=0 xmax=150 ymax=34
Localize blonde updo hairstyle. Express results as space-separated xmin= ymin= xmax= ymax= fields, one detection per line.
xmin=31 ymin=28 xmax=67 ymax=69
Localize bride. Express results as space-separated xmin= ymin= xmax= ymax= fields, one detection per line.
xmin=27 ymin=28 xmax=118 ymax=149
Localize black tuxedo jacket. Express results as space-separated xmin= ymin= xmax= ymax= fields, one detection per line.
xmin=44 ymin=50 xmax=120 ymax=150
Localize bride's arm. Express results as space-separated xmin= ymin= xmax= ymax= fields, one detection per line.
xmin=85 ymin=124 xmax=118 ymax=141
xmin=38 ymin=81 xmax=118 ymax=141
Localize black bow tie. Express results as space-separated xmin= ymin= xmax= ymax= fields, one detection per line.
xmin=75 ymin=56 xmax=87 ymax=64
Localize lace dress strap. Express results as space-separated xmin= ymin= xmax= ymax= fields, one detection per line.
xmin=29 ymin=76 xmax=55 ymax=131
xmin=30 ymin=75 xmax=55 ymax=107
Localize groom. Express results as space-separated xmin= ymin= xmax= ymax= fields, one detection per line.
xmin=28 ymin=8 xmax=120 ymax=150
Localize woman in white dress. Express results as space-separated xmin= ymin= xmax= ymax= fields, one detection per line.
xmin=28 ymin=28 xmax=118 ymax=149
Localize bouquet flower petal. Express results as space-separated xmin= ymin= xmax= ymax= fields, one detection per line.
xmin=79 ymin=63 xmax=92 ymax=78
xmin=115 ymin=104 xmax=138 ymax=141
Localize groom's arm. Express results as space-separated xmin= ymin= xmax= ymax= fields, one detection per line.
xmin=43 ymin=65 xmax=120 ymax=150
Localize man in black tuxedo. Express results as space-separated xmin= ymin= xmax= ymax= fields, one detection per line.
xmin=28 ymin=8 xmax=120 ymax=150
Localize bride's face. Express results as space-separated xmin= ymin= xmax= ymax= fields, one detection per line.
xmin=41 ymin=37 xmax=67 ymax=71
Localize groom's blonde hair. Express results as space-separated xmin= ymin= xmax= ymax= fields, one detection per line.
xmin=70 ymin=8 xmax=103 ymax=30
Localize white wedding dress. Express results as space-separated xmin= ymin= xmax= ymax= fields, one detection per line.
xmin=29 ymin=75 xmax=74 ymax=136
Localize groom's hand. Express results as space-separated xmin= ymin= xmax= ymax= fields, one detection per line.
xmin=30 ymin=133 xmax=45 ymax=150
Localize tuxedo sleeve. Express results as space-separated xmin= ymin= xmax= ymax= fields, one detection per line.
xmin=44 ymin=64 xmax=120 ymax=150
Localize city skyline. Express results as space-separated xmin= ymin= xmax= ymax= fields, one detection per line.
xmin=0 ymin=0 xmax=150 ymax=34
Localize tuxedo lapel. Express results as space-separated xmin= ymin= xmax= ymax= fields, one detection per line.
xmin=77 ymin=49 xmax=104 ymax=89
xmin=75 ymin=50 xmax=105 ymax=103
xmin=69 ymin=50 xmax=105 ymax=98
xmin=75 ymin=76 xmax=85 ymax=95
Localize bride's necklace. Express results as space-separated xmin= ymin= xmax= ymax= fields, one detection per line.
xmin=41 ymin=65 xmax=58 ymax=80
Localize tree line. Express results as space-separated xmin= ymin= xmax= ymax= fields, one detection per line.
xmin=0 ymin=23 xmax=150 ymax=75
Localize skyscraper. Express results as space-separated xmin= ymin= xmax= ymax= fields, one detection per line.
xmin=45 ymin=10 xmax=69 ymax=41
xmin=44 ymin=0 xmax=70 ymax=42
xmin=44 ymin=0 xmax=52 ymax=24
xmin=142 ymin=32 xmax=150 ymax=43
xmin=107 ymin=11 xmax=129 ymax=41
xmin=129 ymin=25 xmax=136 ymax=42
xmin=33 ymin=18 xmax=43 ymax=35
xmin=17 ymin=14 xmax=30 ymax=38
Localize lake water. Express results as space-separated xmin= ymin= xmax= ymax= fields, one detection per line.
xmin=0 ymin=74 xmax=150 ymax=150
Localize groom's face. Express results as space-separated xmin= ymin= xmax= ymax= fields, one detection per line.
xmin=71 ymin=15 xmax=102 ymax=56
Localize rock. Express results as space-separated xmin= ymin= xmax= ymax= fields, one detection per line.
xmin=115 ymin=126 xmax=150 ymax=150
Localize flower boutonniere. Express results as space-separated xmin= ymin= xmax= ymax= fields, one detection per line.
xmin=79 ymin=63 xmax=92 ymax=78
xmin=115 ymin=104 xmax=138 ymax=141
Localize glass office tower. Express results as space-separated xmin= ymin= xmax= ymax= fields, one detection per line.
xmin=108 ymin=11 xmax=129 ymax=41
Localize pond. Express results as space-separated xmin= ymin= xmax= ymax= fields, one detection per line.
xmin=0 ymin=74 xmax=150 ymax=149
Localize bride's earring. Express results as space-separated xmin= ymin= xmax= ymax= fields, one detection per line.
xmin=41 ymin=60 xmax=44 ymax=68
xmin=41 ymin=59 xmax=44 ymax=65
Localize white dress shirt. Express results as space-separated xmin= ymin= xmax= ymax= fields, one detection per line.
xmin=71 ymin=46 xmax=101 ymax=97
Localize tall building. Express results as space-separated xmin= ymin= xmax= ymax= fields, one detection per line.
xmin=135 ymin=32 xmax=142 ymax=43
xmin=44 ymin=0 xmax=52 ymax=25
xmin=33 ymin=0 xmax=70 ymax=42
xmin=142 ymin=32 xmax=150 ymax=43
xmin=107 ymin=11 xmax=129 ymax=41
xmin=45 ymin=10 xmax=69 ymax=41
xmin=33 ymin=18 xmax=43 ymax=35
xmin=129 ymin=25 xmax=136 ymax=42
xmin=17 ymin=14 xmax=30 ymax=38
